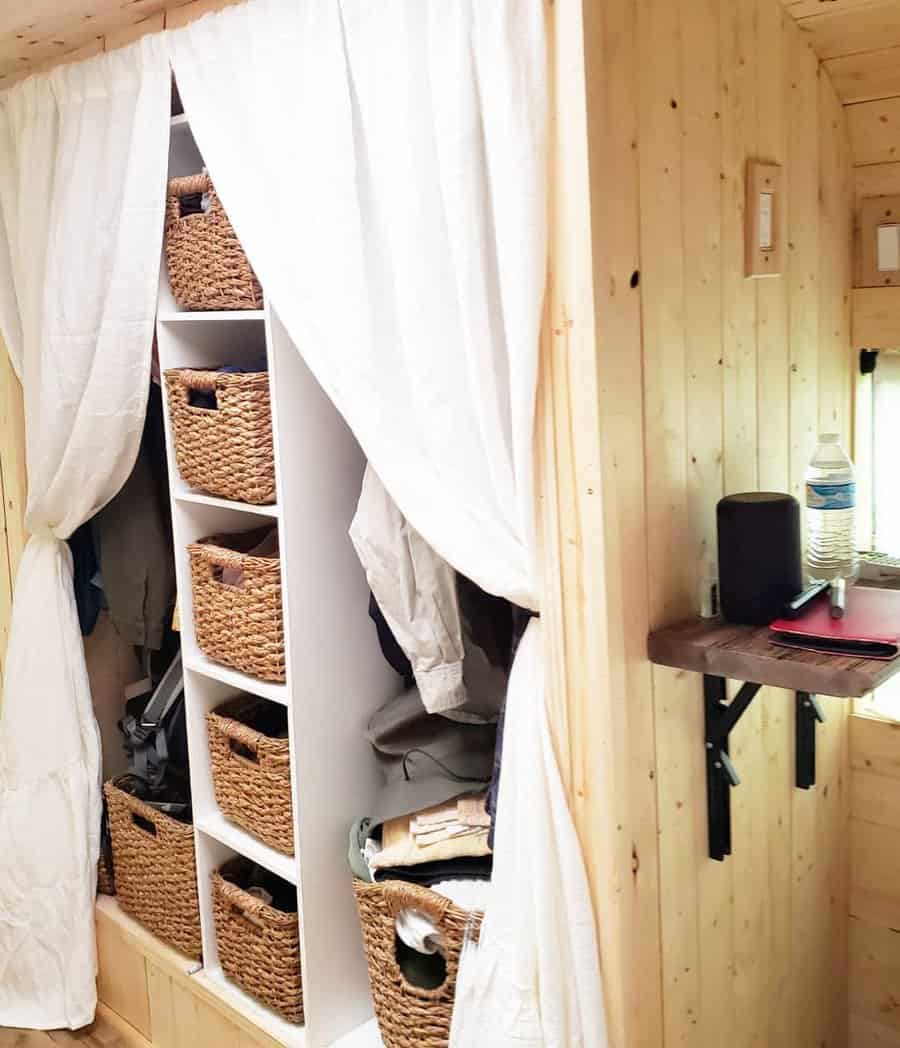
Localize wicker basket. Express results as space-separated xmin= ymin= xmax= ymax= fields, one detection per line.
xmin=104 ymin=778 xmax=202 ymax=960
xmin=165 ymin=172 xmax=262 ymax=312
xmin=208 ymin=696 xmax=293 ymax=854
xmin=353 ymin=879 xmax=483 ymax=1048
xmin=213 ymin=858 xmax=303 ymax=1024
xmin=164 ymin=368 xmax=276 ymax=505
xmin=189 ymin=527 xmax=285 ymax=683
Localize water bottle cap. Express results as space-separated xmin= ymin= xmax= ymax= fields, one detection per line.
xmin=819 ymin=433 xmax=840 ymax=443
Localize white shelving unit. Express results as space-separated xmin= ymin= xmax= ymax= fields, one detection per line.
xmin=156 ymin=113 xmax=393 ymax=1048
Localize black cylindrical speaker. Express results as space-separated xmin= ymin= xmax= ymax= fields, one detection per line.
xmin=717 ymin=492 xmax=802 ymax=626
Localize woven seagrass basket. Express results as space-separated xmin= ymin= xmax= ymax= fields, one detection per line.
xmin=213 ymin=858 xmax=303 ymax=1024
xmin=164 ymin=368 xmax=276 ymax=505
xmin=188 ymin=528 xmax=285 ymax=683
xmin=165 ymin=172 xmax=262 ymax=311
xmin=104 ymin=778 xmax=201 ymax=960
xmin=352 ymin=879 xmax=483 ymax=1048
xmin=207 ymin=696 xmax=293 ymax=854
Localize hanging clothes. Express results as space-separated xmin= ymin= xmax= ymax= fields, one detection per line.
xmin=350 ymin=465 xmax=512 ymax=724
xmin=93 ymin=383 xmax=176 ymax=652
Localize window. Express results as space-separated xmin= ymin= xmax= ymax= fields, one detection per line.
xmin=857 ymin=351 xmax=900 ymax=720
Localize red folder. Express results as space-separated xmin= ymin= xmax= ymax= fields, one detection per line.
xmin=770 ymin=586 xmax=900 ymax=660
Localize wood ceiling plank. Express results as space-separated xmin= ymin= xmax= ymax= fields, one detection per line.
xmin=0 ymin=0 xmax=178 ymax=82
xmin=848 ymin=95 xmax=900 ymax=165
xmin=826 ymin=45 xmax=900 ymax=103
xmin=782 ymin=0 xmax=892 ymax=20
xmin=796 ymin=0 xmax=900 ymax=60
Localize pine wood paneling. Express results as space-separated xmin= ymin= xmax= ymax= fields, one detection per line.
xmin=849 ymin=96 xmax=900 ymax=166
xmin=849 ymin=715 xmax=900 ymax=1048
xmin=826 ymin=45 xmax=900 ymax=105
xmin=852 ymin=286 xmax=900 ymax=347
xmin=792 ymin=0 xmax=900 ymax=61
xmin=628 ymin=1 xmax=853 ymax=1043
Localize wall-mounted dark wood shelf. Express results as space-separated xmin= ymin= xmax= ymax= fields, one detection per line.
xmin=648 ymin=616 xmax=900 ymax=699
xmin=648 ymin=615 xmax=900 ymax=861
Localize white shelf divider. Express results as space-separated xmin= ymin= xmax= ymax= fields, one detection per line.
xmin=183 ymin=652 xmax=289 ymax=706
xmin=174 ymin=489 xmax=280 ymax=519
xmin=196 ymin=812 xmax=297 ymax=886
xmin=159 ymin=309 xmax=267 ymax=323
xmin=156 ymin=112 xmax=399 ymax=1048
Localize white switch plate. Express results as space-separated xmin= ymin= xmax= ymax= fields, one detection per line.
xmin=877 ymin=223 xmax=900 ymax=272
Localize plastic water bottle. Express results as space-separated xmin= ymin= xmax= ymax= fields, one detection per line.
xmin=805 ymin=433 xmax=858 ymax=583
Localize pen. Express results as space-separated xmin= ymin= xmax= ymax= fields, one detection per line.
xmin=830 ymin=577 xmax=846 ymax=620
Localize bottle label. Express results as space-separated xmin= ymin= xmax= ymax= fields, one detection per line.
xmin=806 ymin=481 xmax=855 ymax=511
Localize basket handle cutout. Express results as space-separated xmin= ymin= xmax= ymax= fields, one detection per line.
xmin=394 ymin=931 xmax=449 ymax=992
xmin=132 ymin=812 xmax=157 ymax=837
xmin=230 ymin=903 xmax=265 ymax=934
xmin=211 ymin=564 xmax=246 ymax=590
xmin=186 ymin=387 xmax=218 ymax=410
xmin=229 ymin=737 xmax=259 ymax=763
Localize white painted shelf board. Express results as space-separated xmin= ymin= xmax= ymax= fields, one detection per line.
xmin=194 ymin=967 xmax=307 ymax=1048
xmin=175 ymin=489 xmax=280 ymax=519
xmin=184 ymin=651 xmax=289 ymax=707
xmin=171 ymin=113 xmax=189 ymax=128
xmin=158 ymin=309 xmax=267 ymax=323
xmin=330 ymin=1019 xmax=383 ymax=1048
xmin=196 ymin=810 xmax=297 ymax=885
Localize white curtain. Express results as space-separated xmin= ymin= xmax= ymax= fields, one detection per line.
xmin=168 ymin=2 xmax=605 ymax=1044
xmin=0 ymin=38 xmax=169 ymax=1029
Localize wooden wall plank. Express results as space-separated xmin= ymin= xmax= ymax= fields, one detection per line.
xmin=826 ymin=45 xmax=900 ymax=105
xmin=796 ymin=0 xmax=900 ymax=61
xmin=720 ymin=3 xmax=773 ymax=1045
xmin=787 ymin=34 xmax=821 ymax=501
xmin=755 ymin=28 xmax=796 ymax=1038
xmin=721 ymin=0 xmax=760 ymax=496
xmin=95 ymin=906 xmax=152 ymax=1040
xmin=638 ymin=0 xmax=691 ymax=630
xmin=851 ymin=714 xmax=900 ymax=777
xmin=852 ymin=769 xmax=900 ymax=828
xmin=851 ymin=817 xmax=900 ymax=928
xmin=757 ymin=2 xmax=791 ymax=496
xmin=848 ymin=96 xmax=900 ymax=166
xmin=852 ymin=287 xmax=900 ymax=347
xmin=819 ymin=73 xmax=852 ymax=439
xmin=635 ymin=1 xmax=702 ymax=1044
xmin=851 ymin=1013 xmax=900 ymax=1048
xmin=854 ymin=160 xmax=900 ymax=200
xmin=577 ymin=0 xmax=664 ymax=1041
xmin=849 ymin=917 xmax=900 ymax=1037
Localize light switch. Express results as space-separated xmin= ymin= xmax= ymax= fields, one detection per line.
xmin=877 ymin=223 xmax=900 ymax=272
xmin=759 ymin=192 xmax=774 ymax=251
xmin=745 ymin=162 xmax=782 ymax=278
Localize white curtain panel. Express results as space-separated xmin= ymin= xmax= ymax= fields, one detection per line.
xmin=168 ymin=2 xmax=605 ymax=1043
xmin=0 ymin=38 xmax=169 ymax=1029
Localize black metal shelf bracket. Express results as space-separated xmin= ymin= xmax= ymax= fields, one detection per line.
xmin=796 ymin=691 xmax=826 ymax=790
xmin=703 ymin=674 xmax=826 ymax=861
